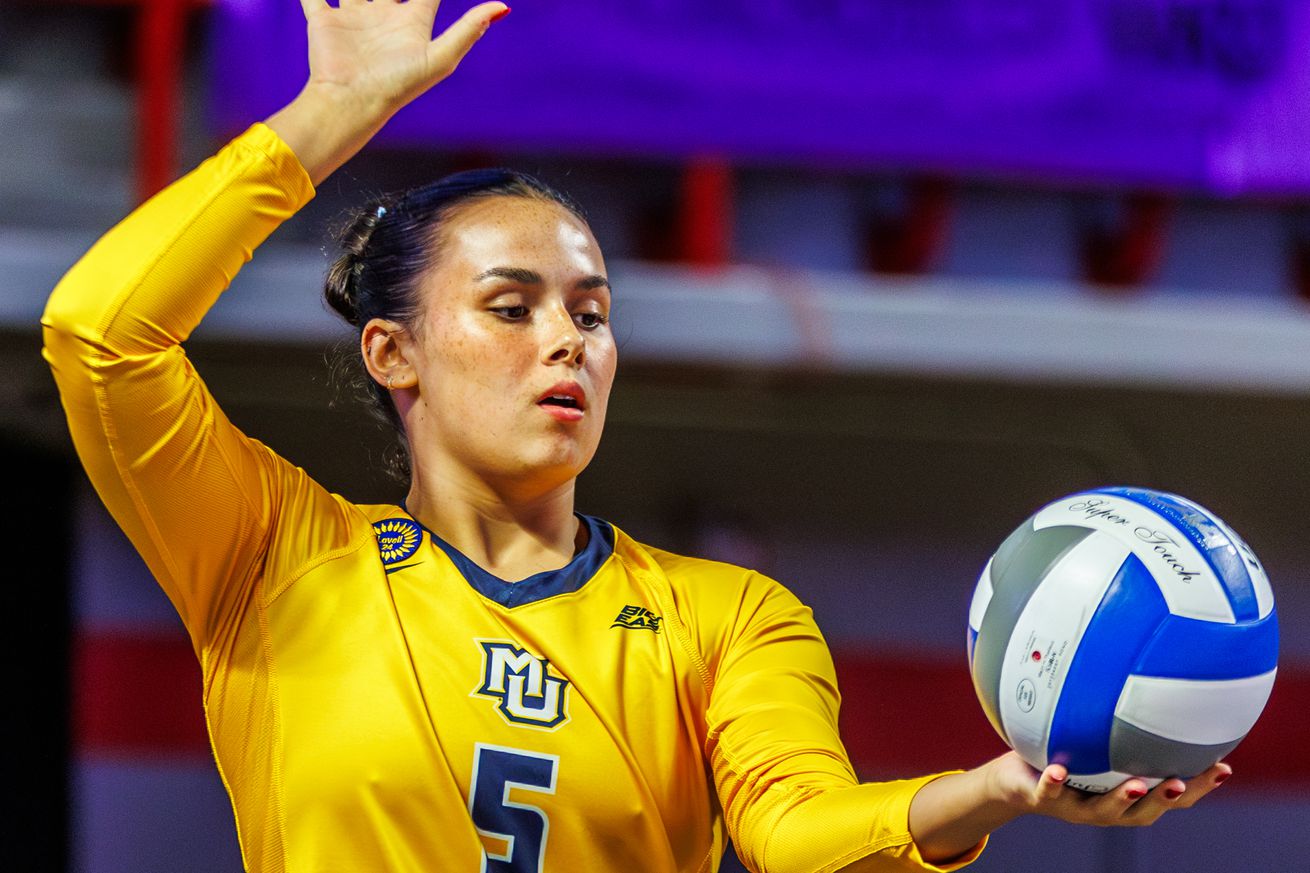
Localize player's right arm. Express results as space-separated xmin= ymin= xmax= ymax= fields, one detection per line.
xmin=42 ymin=126 xmax=318 ymax=654
xmin=41 ymin=0 xmax=508 ymax=655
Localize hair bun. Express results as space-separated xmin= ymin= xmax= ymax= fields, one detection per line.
xmin=324 ymin=254 xmax=363 ymax=327
xmin=323 ymin=200 xmax=392 ymax=328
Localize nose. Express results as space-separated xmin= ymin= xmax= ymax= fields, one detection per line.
xmin=542 ymin=305 xmax=585 ymax=367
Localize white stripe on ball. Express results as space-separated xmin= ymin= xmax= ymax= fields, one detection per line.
xmin=1115 ymin=669 xmax=1278 ymax=746
xmin=998 ymin=532 xmax=1131 ymax=770
xmin=968 ymin=556 xmax=994 ymax=634
xmin=1032 ymin=493 xmax=1233 ymax=623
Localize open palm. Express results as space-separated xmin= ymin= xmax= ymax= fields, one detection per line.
xmin=298 ymin=0 xmax=508 ymax=115
xmin=989 ymin=750 xmax=1229 ymax=826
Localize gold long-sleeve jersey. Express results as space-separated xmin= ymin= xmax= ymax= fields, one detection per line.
xmin=42 ymin=123 xmax=984 ymax=873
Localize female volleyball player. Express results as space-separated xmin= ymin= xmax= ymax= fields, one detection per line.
xmin=42 ymin=1 xmax=1230 ymax=870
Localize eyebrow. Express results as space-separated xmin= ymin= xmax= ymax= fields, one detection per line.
xmin=473 ymin=267 xmax=610 ymax=292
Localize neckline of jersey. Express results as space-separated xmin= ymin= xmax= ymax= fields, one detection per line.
xmin=397 ymin=506 xmax=616 ymax=608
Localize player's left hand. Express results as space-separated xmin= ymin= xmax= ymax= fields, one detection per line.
xmin=988 ymin=750 xmax=1232 ymax=826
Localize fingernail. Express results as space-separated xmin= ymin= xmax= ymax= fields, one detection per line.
xmin=1164 ymin=788 xmax=1183 ymax=800
xmin=490 ymin=6 xmax=511 ymax=22
xmin=1127 ymin=789 xmax=1147 ymax=800
xmin=1050 ymin=773 xmax=1066 ymax=784
xmin=1215 ymin=772 xmax=1231 ymax=785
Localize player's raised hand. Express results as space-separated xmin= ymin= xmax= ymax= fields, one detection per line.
xmin=299 ymin=0 xmax=509 ymax=120
xmin=269 ymin=0 xmax=510 ymax=184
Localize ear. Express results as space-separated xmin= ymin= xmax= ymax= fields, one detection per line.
xmin=361 ymin=318 xmax=418 ymax=391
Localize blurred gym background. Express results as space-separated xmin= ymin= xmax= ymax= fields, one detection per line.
xmin=3 ymin=1 xmax=1309 ymax=871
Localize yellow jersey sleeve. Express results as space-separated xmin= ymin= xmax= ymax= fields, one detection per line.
xmin=41 ymin=123 xmax=320 ymax=657
xmin=701 ymin=571 xmax=985 ymax=872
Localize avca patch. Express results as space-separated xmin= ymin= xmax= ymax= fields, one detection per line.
xmin=373 ymin=518 xmax=423 ymax=566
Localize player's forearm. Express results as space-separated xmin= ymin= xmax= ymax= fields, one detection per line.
xmin=264 ymin=83 xmax=395 ymax=186
xmin=905 ymin=761 xmax=1019 ymax=865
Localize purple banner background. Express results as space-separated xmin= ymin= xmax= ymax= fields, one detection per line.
xmin=209 ymin=0 xmax=1310 ymax=194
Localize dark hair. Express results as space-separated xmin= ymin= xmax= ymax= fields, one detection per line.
xmin=324 ymin=168 xmax=588 ymax=482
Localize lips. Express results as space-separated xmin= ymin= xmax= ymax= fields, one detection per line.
xmin=537 ymin=381 xmax=586 ymax=411
xmin=537 ymin=381 xmax=587 ymax=423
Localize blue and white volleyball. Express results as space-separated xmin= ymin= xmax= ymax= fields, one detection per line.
xmin=967 ymin=487 xmax=1277 ymax=794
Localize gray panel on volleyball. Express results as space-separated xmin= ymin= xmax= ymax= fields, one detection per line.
xmin=973 ymin=523 xmax=1093 ymax=726
xmin=1109 ymin=719 xmax=1241 ymax=780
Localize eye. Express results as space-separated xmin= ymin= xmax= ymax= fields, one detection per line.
xmin=575 ymin=311 xmax=609 ymax=330
xmin=490 ymin=305 xmax=529 ymax=320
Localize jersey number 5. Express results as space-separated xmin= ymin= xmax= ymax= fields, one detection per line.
xmin=470 ymin=744 xmax=559 ymax=873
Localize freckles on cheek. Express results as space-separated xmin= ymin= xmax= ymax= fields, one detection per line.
xmin=426 ymin=317 xmax=481 ymax=373
xmin=425 ymin=324 xmax=518 ymax=412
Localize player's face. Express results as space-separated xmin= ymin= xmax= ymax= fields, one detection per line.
xmin=405 ymin=196 xmax=616 ymax=493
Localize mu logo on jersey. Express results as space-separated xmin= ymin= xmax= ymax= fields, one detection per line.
xmin=473 ymin=641 xmax=571 ymax=730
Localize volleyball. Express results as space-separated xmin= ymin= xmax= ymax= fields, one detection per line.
xmin=967 ymin=487 xmax=1277 ymax=794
